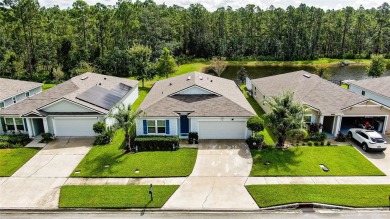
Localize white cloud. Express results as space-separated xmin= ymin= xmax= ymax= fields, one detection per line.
xmin=38 ymin=0 xmax=388 ymax=10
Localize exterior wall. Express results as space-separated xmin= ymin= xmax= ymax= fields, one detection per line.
xmin=349 ymin=84 xmax=390 ymax=107
xmin=42 ymin=100 xmax=95 ymax=113
xmin=15 ymin=93 xmax=26 ymax=102
xmin=3 ymin=98 xmax=14 ymax=108
xmin=1 ymin=86 xmax=42 ymax=109
xmin=252 ymin=84 xmax=271 ymax=114
xmin=308 ymin=109 xmax=320 ymax=124
xmin=136 ymin=118 xmax=178 ymax=136
xmin=29 ymin=86 xmax=42 ymax=96
xmin=245 ymin=77 xmax=252 ymax=90
xmin=343 ymin=106 xmax=390 ymax=134
xmin=0 ymin=118 xmax=3 ymax=134
xmin=47 ymin=117 xmax=55 ymax=134
xmin=121 ymin=84 xmax=139 ymax=109
xmin=177 ymin=86 xmax=212 ymax=95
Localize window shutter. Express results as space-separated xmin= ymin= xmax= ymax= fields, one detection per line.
xmin=143 ymin=120 xmax=147 ymax=134
xmin=166 ymin=120 xmax=170 ymax=134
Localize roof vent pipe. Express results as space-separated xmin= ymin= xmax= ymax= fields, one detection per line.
xmin=199 ymin=76 xmax=203 ymax=80
xmin=81 ymin=76 xmax=88 ymax=80
xmin=187 ymin=76 xmax=191 ymax=81
xmin=303 ymin=74 xmax=311 ymax=78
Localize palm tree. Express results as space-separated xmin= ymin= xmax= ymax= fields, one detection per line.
xmin=265 ymin=92 xmax=308 ymax=147
xmin=108 ymin=103 xmax=143 ymax=151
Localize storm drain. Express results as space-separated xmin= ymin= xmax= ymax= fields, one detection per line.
xmin=135 ymin=169 xmax=140 ymax=174
xmin=319 ymin=164 xmax=329 ymax=172
xmin=104 ymin=164 xmax=110 ymax=168
xmin=74 ymin=170 xmax=81 ymax=174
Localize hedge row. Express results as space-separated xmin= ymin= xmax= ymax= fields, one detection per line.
xmin=133 ymin=136 xmax=180 ymax=151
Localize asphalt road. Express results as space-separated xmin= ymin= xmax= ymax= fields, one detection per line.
xmin=1 ymin=210 xmax=390 ymax=219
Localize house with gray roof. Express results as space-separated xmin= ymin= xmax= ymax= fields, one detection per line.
xmin=0 ymin=78 xmax=43 ymax=134
xmin=0 ymin=72 xmax=138 ymax=137
xmin=137 ymin=72 xmax=256 ymax=139
xmin=348 ymin=76 xmax=390 ymax=108
xmin=247 ymin=71 xmax=390 ymax=135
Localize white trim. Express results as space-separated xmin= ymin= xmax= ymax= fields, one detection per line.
xmin=1 ymin=84 xmax=43 ymax=102
xmin=170 ymin=85 xmax=220 ymax=96
xmin=349 ymin=83 xmax=390 ymax=101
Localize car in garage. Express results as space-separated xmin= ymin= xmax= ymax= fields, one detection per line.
xmin=348 ymin=128 xmax=387 ymax=152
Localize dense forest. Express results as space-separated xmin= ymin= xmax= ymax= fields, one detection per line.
xmin=0 ymin=0 xmax=389 ymax=82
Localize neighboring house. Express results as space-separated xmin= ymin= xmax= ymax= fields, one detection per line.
xmin=247 ymin=71 xmax=390 ymax=135
xmin=137 ymin=72 xmax=256 ymax=139
xmin=0 ymin=78 xmax=43 ymax=134
xmin=348 ymin=76 xmax=390 ymax=108
xmin=0 ymin=72 xmax=139 ymax=137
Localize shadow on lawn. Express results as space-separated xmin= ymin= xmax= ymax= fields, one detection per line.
xmin=140 ymin=200 xmax=152 ymax=216
xmin=251 ymin=148 xmax=303 ymax=174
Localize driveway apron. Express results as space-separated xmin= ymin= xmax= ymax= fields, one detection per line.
xmin=0 ymin=138 xmax=92 ymax=209
xmin=163 ymin=140 xmax=258 ymax=210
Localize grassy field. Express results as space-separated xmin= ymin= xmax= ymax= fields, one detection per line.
xmin=42 ymin=84 xmax=55 ymax=91
xmin=131 ymin=87 xmax=151 ymax=111
xmin=60 ymin=185 xmax=178 ymax=208
xmin=240 ymin=85 xmax=275 ymax=146
xmin=250 ymin=146 xmax=384 ymax=176
xmin=0 ymin=148 xmax=40 ymax=176
xmin=71 ymin=130 xmax=197 ymax=177
xmin=246 ymin=185 xmax=390 ymax=208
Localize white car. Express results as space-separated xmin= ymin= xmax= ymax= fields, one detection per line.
xmin=348 ymin=128 xmax=387 ymax=152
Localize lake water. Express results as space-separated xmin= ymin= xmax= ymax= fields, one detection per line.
xmin=221 ymin=65 xmax=390 ymax=83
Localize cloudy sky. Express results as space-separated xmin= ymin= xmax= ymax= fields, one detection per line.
xmin=40 ymin=0 xmax=388 ymax=10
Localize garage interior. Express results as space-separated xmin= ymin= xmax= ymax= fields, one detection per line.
xmin=340 ymin=116 xmax=386 ymax=134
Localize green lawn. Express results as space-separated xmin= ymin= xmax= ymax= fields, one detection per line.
xmin=240 ymin=85 xmax=275 ymax=146
xmin=60 ymin=185 xmax=178 ymax=208
xmin=71 ymin=130 xmax=197 ymax=177
xmin=246 ymin=185 xmax=390 ymax=208
xmin=132 ymin=86 xmax=151 ymax=111
xmin=341 ymin=83 xmax=349 ymax=89
xmin=42 ymin=84 xmax=55 ymax=91
xmin=250 ymin=146 xmax=384 ymax=176
xmin=0 ymin=148 xmax=40 ymax=176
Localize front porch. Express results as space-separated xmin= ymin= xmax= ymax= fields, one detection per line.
xmin=0 ymin=117 xmax=47 ymax=138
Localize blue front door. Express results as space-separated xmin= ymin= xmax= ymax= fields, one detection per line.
xmin=180 ymin=115 xmax=189 ymax=134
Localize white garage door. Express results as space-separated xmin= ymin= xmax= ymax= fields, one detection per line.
xmin=198 ymin=121 xmax=246 ymax=139
xmin=54 ymin=117 xmax=98 ymax=136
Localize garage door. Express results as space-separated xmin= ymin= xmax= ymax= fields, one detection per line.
xmin=54 ymin=117 xmax=98 ymax=136
xmin=198 ymin=121 xmax=246 ymax=139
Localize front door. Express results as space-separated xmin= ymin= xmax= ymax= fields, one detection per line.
xmin=180 ymin=115 xmax=189 ymax=134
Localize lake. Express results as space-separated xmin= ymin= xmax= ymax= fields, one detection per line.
xmin=221 ymin=65 xmax=390 ymax=84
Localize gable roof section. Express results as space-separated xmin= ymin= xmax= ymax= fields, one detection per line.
xmin=349 ymin=76 xmax=390 ymax=99
xmin=0 ymin=72 xmax=139 ymax=117
xmin=251 ymin=71 xmax=369 ymax=115
xmin=0 ymin=78 xmax=42 ymax=101
xmin=140 ymin=72 xmax=255 ymax=117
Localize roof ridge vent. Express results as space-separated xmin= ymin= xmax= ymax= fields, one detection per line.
xmin=81 ymin=76 xmax=89 ymax=80
xmin=187 ymin=76 xmax=191 ymax=81
xmin=303 ymin=74 xmax=311 ymax=78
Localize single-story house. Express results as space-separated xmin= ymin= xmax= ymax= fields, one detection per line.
xmin=246 ymin=71 xmax=390 ymax=135
xmin=137 ymin=72 xmax=256 ymax=139
xmin=0 ymin=78 xmax=43 ymax=134
xmin=0 ymin=72 xmax=139 ymax=137
xmin=347 ymin=76 xmax=390 ymax=108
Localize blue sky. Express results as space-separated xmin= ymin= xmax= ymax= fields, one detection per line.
xmin=40 ymin=0 xmax=388 ymax=10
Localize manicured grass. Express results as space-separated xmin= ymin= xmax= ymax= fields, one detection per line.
xmin=341 ymin=83 xmax=349 ymax=89
xmin=71 ymin=130 xmax=197 ymax=177
xmin=250 ymin=146 xmax=384 ymax=176
xmin=240 ymin=85 xmax=275 ymax=146
xmin=132 ymin=86 xmax=151 ymax=111
xmin=246 ymin=185 xmax=390 ymax=207
xmin=42 ymin=84 xmax=55 ymax=91
xmin=60 ymin=185 xmax=178 ymax=208
xmin=0 ymin=148 xmax=40 ymax=176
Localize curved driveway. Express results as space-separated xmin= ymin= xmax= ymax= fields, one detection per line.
xmin=163 ymin=140 xmax=258 ymax=210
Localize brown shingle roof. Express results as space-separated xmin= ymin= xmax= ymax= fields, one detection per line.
xmin=0 ymin=72 xmax=138 ymax=116
xmin=0 ymin=78 xmax=42 ymax=100
xmin=251 ymin=71 xmax=368 ymax=115
xmin=140 ymin=72 xmax=255 ymax=117
xmin=349 ymin=76 xmax=390 ymax=98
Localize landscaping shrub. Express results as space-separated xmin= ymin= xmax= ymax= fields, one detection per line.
xmin=247 ymin=116 xmax=265 ymax=136
xmin=306 ymin=132 xmax=327 ymax=142
xmin=134 ymin=136 xmax=180 ymax=151
xmin=320 ymin=141 xmax=324 ymax=146
xmin=247 ymin=134 xmax=265 ymax=150
xmin=93 ymin=132 xmax=112 ymax=146
xmin=93 ymin=121 xmax=106 ymax=134
xmin=188 ymin=132 xmax=198 ymax=144
xmin=0 ymin=141 xmax=10 ymax=148
xmin=0 ymin=133 xmax=31 ymax=146
xmin=307 ymin=141 xmax=313 ymax=146
xmin=327 ymin=141 xmax=331 ymax=146
xmin=335 ymin=132 xmax=347 ymax=142
xmin=314 ymin=141 xmax=319 ymax=146
xmin=41 ymin=133 xmax=53 ymax=142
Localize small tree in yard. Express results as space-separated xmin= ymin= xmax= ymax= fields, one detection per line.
xmin=314 ymin=66 xmax=331 ymax=79
xmin=265 ymin=92 xmax=308 ymax=147
xmin=247 ymin=116 xmax=264 ymax=137
xmin=109 ymin=103 xmax=143 ymax=151
xmin=156 ymin=47 xmax=177 ymax=78
xmin=210 ymin=57 xmax=227 ymax=77
xmin=237 ymin=66 xmax=247 ymax=83
xmin=366 ymin=55 xmax=387 ymax=78
xmin=129 ymin=44 xmax=153 ymax=87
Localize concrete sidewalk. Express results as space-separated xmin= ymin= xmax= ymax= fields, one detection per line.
xmin=64 ymin=177 xmax=186 ymax=185
xmin=246 ymin=176 xmax=390 ymax=185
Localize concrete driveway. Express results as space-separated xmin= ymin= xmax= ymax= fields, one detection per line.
xmin=0 ymin=138 xmax=92 ymax=209
xmin=163 ymin=140 xmax=258 ymax=210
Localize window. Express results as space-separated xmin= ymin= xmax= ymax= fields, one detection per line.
xmin=26 ymin=92 xmax=30 ymax=97
xmin=147 ymin=120 xmax=166 ymax=134
xmin=5 ymin=118 xmax=15 ymax=131
xmin=362 ymin=90 xmax=365 ymax=96
xmin=0 ymin=102 xmax=4 ymax=109
xmin=15 ymin=118 xmax=24 ymax=131
xmin=304 ymin=115 xmax=312 ymax=125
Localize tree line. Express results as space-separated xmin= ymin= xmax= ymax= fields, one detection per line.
xmin=0 ymin=0 xmax=389 ymax=82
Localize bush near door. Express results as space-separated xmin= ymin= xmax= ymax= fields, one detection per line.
xmin=133 ymin=136 xmax=180 ymax=151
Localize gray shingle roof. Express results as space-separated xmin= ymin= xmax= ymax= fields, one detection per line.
xmin=0 ymin=72 xmax=139 ymax=116
xmin=349 ymin=76 xmax=390 ymax=98
xmin=0 ymin=78 xmax=42 ymax=100
xmin=140 ymin=72 xmax=255 ymax=117
xmin=251 ymin=71 xmax=368 ymax=115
